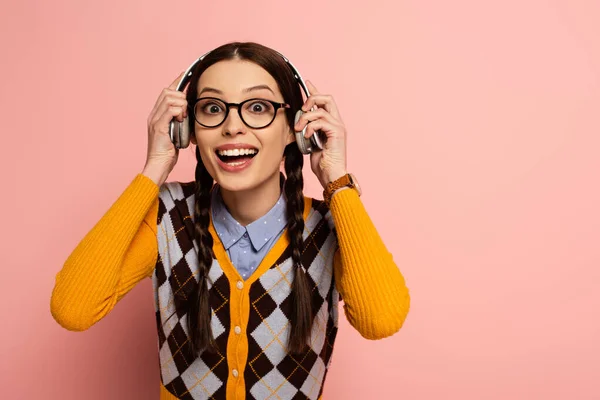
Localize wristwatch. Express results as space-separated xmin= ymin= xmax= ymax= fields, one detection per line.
xmin=323 ymin=173 xmax=362 ymax=206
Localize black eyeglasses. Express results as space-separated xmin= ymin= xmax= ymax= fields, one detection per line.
xmin=192 ymin=97 xmax=290 ymax=129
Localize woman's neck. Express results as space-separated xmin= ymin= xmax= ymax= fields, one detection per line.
xmin=219 ymin=171 xmax=282 ymax=227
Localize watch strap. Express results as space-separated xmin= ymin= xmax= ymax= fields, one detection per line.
xmin=323 ymin=173 xmax=353 ymax=206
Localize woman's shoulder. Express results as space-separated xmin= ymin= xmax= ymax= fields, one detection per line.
xmin=304 ymin=195 xmax=328 ymax=215
xmin=303 ymin=195 xmax=336 ymax=233
xmin=158 ymin=180 xmax=197 ymax=200
xmin=156 ymin=180 xmax=197 ymax=222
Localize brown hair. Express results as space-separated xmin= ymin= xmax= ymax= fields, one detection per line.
xmin=179 ymin=42 xmax=313 ymax=356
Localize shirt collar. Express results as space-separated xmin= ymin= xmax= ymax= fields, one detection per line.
xmin=211 ymin=186 xmax=245 ymax=250
xmin=211 ymin=184 xmax=287 ymax=252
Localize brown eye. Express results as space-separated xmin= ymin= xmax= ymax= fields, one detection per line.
xmin=203 ymin=103 xmax=223 ymax=114
xmin=246 ymin=100 xmax=271 ymax=114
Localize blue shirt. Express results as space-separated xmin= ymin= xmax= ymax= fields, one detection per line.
xmin=211 ymin=184 xmax=288 ymax=280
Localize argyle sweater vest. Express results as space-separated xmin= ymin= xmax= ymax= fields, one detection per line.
xmin=153 ymin=181 xmax=340 ymax=400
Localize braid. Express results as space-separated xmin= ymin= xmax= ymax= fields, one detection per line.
xmin=188 ymin=146 xmax=216 ymax=355
xmin=284 ymin=143 xmax=314 ymax=354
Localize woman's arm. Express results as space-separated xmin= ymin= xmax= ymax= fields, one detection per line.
xmin=330 ymin=188 xmax=410 ymax=340
xmin=50 ymin=174 xmax=160 ymax=331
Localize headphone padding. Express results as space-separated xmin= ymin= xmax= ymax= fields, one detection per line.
xmin=294 ymin=110 xmax=311 ymax=154
xmin=179 ymin=117 xmax=190 ymax=149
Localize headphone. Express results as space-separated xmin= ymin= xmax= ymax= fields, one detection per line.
xmin=169 ymin=49 xmax=324 ymax=154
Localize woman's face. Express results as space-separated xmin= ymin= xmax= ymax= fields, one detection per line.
xmin=191 ymin=59 xmax=294 ymax=192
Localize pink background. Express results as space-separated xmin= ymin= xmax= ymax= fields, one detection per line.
xmin=2 ymin=0 xmax=599 ymax=398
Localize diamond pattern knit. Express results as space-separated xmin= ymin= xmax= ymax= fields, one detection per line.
xmin=154 ymin=181 xmax=339 ymax=399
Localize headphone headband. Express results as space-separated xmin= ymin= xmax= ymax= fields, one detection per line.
xmin=175 ymin=49 xmax=312 ymax=99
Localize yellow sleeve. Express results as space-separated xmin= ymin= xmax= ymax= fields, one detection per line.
xmin=330 ymin=188 xmax=410 ymax=340
xmin=50 ymin=174 xmax=160 ymax=332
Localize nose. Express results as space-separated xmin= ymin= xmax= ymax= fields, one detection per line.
xmin=222 ymin=106 xmax=246 ymax=136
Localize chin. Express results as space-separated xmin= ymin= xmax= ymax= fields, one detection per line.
xmin=215 ymin=174 xmax=261 ymax=193
xmin=215 ymin=168 xmax=282 ymax=196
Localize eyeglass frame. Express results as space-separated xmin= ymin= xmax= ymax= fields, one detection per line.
xmin=192 ymin=97 xmax=291 ymax=129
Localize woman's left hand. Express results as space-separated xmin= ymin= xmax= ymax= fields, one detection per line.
xmin=293 ymin=80 xmax=348 ymax=189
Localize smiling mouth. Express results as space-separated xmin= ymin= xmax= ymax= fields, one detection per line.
xmin=215 ymin=148 xmax=259 ymax=165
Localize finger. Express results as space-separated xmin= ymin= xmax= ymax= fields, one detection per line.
xmin=151 ymin=97 xmax=188 ymax=126
xmin=303 ymin=119 xmax=340 ymax=140
xmin=306 ymin=80 xmax=320 ymax=95
xmin=149 ymin=92 xmax=187 ymax=124
xmin=149 ymin=72 xmax=186 ymax=122
xmin=169 ymin=71 xmax=186 ymax=90
xmin=154 ymin=105 xmax=187 ymax=129
xmin=294 ymin=108 xmax=335 ymax=131
xmin=157 ymin=88 xmax=186 ymax=107
xmin=302 ymin=94 xmax=340 ymax=120
xmin=154 ymin=96 xmax=187 ymax=120
xmin=150 ymin=72 xmax=186 ymax=120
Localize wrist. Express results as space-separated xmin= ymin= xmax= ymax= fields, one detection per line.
xmin=322 ymin=169 xmax=347 ymax=187
xmin=142 ymin=162 xmax=171 ymax=186
xmin=322 ymin=172 xmax=361 ymax=206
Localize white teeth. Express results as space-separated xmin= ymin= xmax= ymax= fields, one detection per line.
xmin=218 ymin=148 xmax=257 ymax=156
xmin=227 ymin=161 xmax=246 ymax=166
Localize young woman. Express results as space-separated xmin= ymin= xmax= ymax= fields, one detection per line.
xmin=51 ymin=42 xmax=410 ymax=400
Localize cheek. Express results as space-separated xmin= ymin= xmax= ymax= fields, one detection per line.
xmin=194 ymin=135 xmax=216 ymax=171
xmin=200 ymin=143 xmax=216 ymax=162
xmin=263 ymin=122 xmax=293 ymax=148
xmin=194 ymin=128 xmax=214 ymax=152
xmin=260 ymin=130 xmax=290 ymax=161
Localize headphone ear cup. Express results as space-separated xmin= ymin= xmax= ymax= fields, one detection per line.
xmin=309 ymin=129 xmax=324 ymax=150
xmin=294 ymin=109 xmax=312 ymax=154
xmin=179 ymin=116 xmax=190 ymax=149
xmin=169 ymin=118 xmax=190 ymax=149
xmin=169 ymin=120 xmax=178 ymax=148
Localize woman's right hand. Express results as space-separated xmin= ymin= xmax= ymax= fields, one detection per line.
xmin=142 ymin=71 xmax=188 ymax=186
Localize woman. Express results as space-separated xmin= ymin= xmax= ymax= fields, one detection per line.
xmin=51 ymin=42 xmax=410 ymax=400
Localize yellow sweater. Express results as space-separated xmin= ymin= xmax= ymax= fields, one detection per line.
xmin=51 ymin=174 xmax=410 ymax=399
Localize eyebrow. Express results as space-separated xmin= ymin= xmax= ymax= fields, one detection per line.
xmin=242 ymin=84 xmax=275 ymax=94
xmin=198 ymin=84 xmax=275 ymax=96
xmin=198 ymin=87 xmax=223 ymax=96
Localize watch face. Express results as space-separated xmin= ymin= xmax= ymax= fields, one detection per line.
xmin=349 ymin=173 xmax=362 ymax=196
